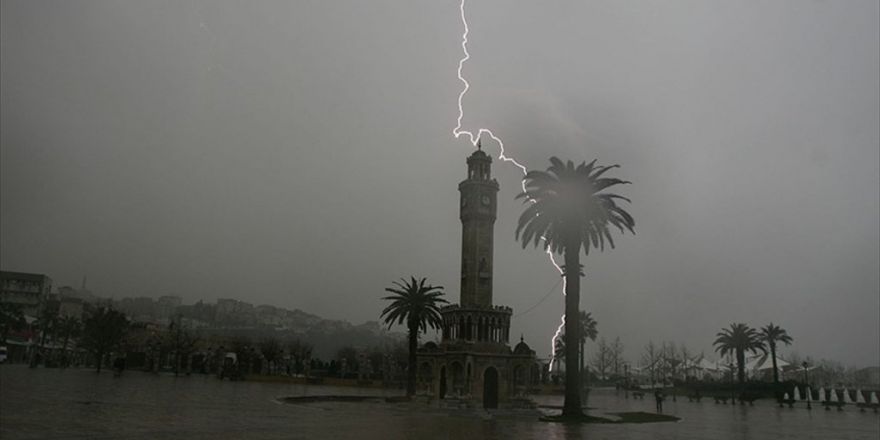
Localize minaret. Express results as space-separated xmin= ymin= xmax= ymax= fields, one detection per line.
xmin=458 ymin=140 xmax=500 ymax=308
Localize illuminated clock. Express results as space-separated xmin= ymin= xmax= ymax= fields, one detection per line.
xmin=481 ymin=195 xmax=491 ymax=206
xmin=461 ymin=197 xmax=468 ymax=208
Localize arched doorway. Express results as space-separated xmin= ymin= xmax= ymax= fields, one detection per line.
xmin=451 ymin=362 xmax=464 ymax=396
xmin=439 ymin=366 xmax=447 ymax=399
xmin=419 ymin=362 xmax=433 ymax=395
xmin=483 ymin=367 xmax=498 ymax=409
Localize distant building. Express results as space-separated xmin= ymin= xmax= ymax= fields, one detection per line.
xmin=58 ymin=296 xmax=84 ymax=319
xmin=0 ymin=271 xmax=52 ymax=316
xmin=215 ymin=298 xmax=255 ymax=326
xmin=57 ymin=279 xmax=99 ymax=304
xmin=156 ymin=295 xmax=182 ymax=320
xmin=417 ymin=145 xmax=539 ymax=409
xmin=117 ymin=296 xmax=158 ymax=322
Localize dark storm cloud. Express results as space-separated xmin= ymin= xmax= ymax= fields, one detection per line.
xmin=1 ymin=0 xmax=877 ymax=366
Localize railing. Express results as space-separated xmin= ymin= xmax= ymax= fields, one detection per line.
xmin=440 ymin=304 xmax=512 ymax=314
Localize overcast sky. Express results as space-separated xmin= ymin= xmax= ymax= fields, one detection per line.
xmin=2 ymin=0 xmax=878 ymax=366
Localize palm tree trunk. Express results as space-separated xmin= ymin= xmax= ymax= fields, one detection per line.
xmin=562 ymin=242 xmax=583 ymax=417
xmin=62 ymin=333 xmax=71 ymax=367
xmin=736 ymin=350 xmax=745 ymax=385
xmin=406 ymin=322 xmax=418 ymax=396
xmin=770 ymin=343 xmax=779 ymax=384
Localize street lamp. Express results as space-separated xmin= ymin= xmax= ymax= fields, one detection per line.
xmin=803 ymin=361 xmax=811 ymax=410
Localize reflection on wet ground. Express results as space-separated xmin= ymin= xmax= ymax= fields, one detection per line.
xmin=2 ymin=365 xmax=877 ymax=439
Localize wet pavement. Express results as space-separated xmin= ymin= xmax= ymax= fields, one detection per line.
xmin=1 ymin=365 xmax=878 ymax=439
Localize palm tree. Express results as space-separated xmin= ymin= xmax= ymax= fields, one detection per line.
xmin=516 ymin=157 xmax=634 ymax=416
xmin=579 ymin=311 xmax=598 ymax=382
xmin=713 ymin=323 xmax=765 ymax=386
xmin=554 ymin=334 xmax=566 ymax=361
xmin=759 ymin=323 xmax=793 ymax=384
xmin=380 ymin=276 xmax=447 ymax=396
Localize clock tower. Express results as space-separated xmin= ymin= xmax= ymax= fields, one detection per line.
xmin=417 ymin=143 xmax=537 ymax=409
xmin=458 ymin=141 xmax=499 ymax=308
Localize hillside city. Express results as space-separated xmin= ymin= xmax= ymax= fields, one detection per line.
xmin=0 ymin=270 xmax=404 ymax=366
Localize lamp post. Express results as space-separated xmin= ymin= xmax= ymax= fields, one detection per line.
xmin=624 ymin=363 xmax=630 ymax=399
xmin=803 ymin=361 xmax=811 ymax=410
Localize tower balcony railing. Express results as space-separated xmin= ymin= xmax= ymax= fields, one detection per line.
xmin=440 ymin=304 xmax=512 ymax=314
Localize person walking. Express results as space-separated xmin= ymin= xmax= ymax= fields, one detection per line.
xmin=655 ymin=388 xmax=665 ymax=413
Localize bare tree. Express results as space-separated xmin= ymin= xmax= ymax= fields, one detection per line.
xmin=259 ymin=338 xmax=283 ymax=375
xmin=337 ymin=346 xmax=358 ymax=378
xmin=288 ymin=339 xmax=313 ymax=377
xmin=662 ymin=341 xmax=682 ymax=382
xmin=590 ymin=338 xmax=611 ymax=380
xmin=165 ymin=315 xmax=199 ymax=376
xmin=81 ymin=307 xmax=129 ymax=373
xmin=679 ymin=344 xmax=692 ymax=380
xmin=641 ymin=341 xmax=661 ymax=386
xmin=610 ymin=337 xmax=625 ymax=377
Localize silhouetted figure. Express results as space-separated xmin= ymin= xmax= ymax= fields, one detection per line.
xmin=113 ymin=356 xmax=126 ymax=377
xmin=655 ymin=389 xmax=665 ymax=413
xmin=29 ymin=351 xmax=42 ymax=368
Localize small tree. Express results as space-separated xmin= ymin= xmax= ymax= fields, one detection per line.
xmin=0 ymin=303 xmax=26 ymax=344
xmin=288 ymin=339 xmax=314 ymax=377
xmin=337 ymin=346 xmax=358 ymax=378
xmin=641 ymin=341 xmax=661 ymax=385
xmin=259 ymin=337 xmax=283 ymax=375
xmin=662 ymin=341 xmax=682 ymax=381
xmin=230 ymin=337 xmax=254 ymax=377
xmin=165 ymin=316 xmax=199 ymax=376
xmin=679 ymin=344 xmax=692 ymax=380
xmin=56 ymin=316 xmax=82 ymax=366
xmin=36 ymin=306 xmax=59 ymax=350
xmin=80 ymin=307 xmax=129 ymax=373
xmin=590 ymin=338 xmax=611 ymax=380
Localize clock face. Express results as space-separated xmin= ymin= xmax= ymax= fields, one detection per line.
xmin=481 ymin=195 xmax=491 ymax=206
xmin=461 ymin=197 xmax=468 ymax=208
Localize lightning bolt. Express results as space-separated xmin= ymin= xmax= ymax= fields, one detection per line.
xmin=451 ymin=0 xmax=566 ymax=369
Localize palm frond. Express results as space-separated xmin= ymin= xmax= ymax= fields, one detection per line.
xmin=516 ymin=156 xmax=634 ymax=256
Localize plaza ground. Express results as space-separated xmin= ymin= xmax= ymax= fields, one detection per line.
xmin=1 ymin=365 xmax=877 ymax=439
